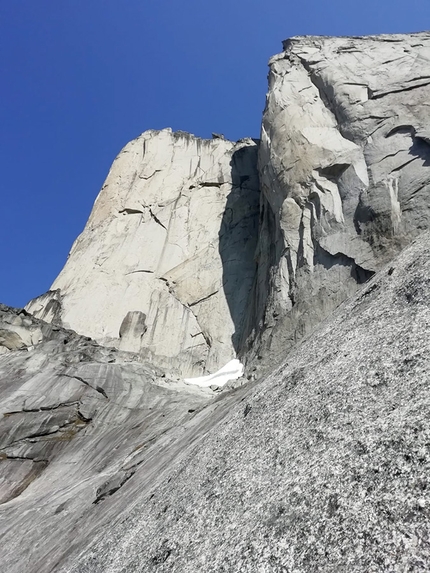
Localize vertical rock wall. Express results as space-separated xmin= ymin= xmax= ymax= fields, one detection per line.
xmin=27 ymin=130 xmax=260 ymax=377
xmin=243 ymin=33 xmax=430 ymax=367
xmin=26 ymin=33 xmax=430 ymax=378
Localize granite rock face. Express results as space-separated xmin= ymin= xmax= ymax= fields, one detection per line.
xmin=26 ymin=35 xmax=430 ymax=375
xmin=4 ymin=32 xmax=430 ymax=572
xmin=4 ymin=227 xmax=427 ymax=573
xmin=0 ymin=304 xmax=213 ymax=571
xmin=245 ymin=32 xmax=430 ymax=366
xmin=27 ymin=129 xmax=260 ymax=377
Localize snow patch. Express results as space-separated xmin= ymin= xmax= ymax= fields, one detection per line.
xmin=184 ymin=359 xmax=244 ymax=388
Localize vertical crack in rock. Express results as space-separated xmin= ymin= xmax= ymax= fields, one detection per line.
xmin=148 ymin=207 xmax=168 ymax=231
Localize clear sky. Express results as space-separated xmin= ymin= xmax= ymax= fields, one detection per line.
xmin=1 ymin=0 xmax=429 ymax=307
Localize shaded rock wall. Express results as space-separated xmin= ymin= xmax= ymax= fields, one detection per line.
xmin=244 ymin=32 xmax=430 ymax=368
xmin=27 ymin=130 xmax=260 ymax=377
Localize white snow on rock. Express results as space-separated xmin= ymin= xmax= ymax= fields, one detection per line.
xmin=184 ymin=359 xmax=244 ymax=388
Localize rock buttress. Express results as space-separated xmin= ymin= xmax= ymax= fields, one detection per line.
xmin=26 ymin=129 xmax=260 ymax=377
xmin=243 ymin=32 xmax=430 ymax=370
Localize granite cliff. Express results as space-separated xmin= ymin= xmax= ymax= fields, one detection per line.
xmin=26 ymin=131 xmax=259 ymax=378
xmin=245 ymin=32 xmax=430 ymax=368
xmin=26 ymin=33 xmax=430 ymax=379
xmin=1 ymin=32 xmax=430 ymax=572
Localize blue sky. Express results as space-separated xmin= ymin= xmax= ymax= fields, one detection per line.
xmin=1 ymin=0 xmax=429 ymax=307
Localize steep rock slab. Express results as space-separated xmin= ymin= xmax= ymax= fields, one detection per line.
xmin=246 ymin=32 xmax=430 ymax=367
xmin=2 ymin=222 xmax=430 ymax=571
xmin=57 ymin=233 xmax=430 ymax=573
xmin=27 ymin=130 xmax=260 ymax=377
xmin=0 ymin=304 xmax=212 ymax=571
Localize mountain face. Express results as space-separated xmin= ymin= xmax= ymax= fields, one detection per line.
xmin=26 ymin=131 xmax=259 ymax=377
xmin=26 ymin=33 xmax=430 ymax=379
xmin=246 ymin=33 xmax=430 ymax=367
xmin=2 ymin=32 xmax=430 ymax=572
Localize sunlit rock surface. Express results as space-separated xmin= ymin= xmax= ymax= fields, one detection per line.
xmin=3 ymin=32 xmax=430 ymax=572
xmin=27 ymin=129 xmax=260 ymax=378
xmin=245 ymin=32 xmax=430 ymax=369
xmin=26 ymin=35 xmax=430 ymax=376
xmin=0 ymin=304 xmax=213 ymax=571
xmin=2 ymin=229 xmax=428 ymax=572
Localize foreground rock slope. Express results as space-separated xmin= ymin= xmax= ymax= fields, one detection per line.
xmin=61 ymin=232 xmax=430 ymax=573
xmin=2 ymin=228 xmax=428 ymax=572
xmin=0 ymin=304 xmax=214 ymax=571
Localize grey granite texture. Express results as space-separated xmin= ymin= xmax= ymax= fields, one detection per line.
xmin=1 ymin=32 xmax=430 ymax=572
xmin=0 ymin=304 xmax=214 ymax=572
xmin=3 ymin=230 xmax=424 ymax=573
xmin=26 ymin=130 xmax=259 ymax=378
xmin=244 ymin=32 xmax=430 ymax=371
